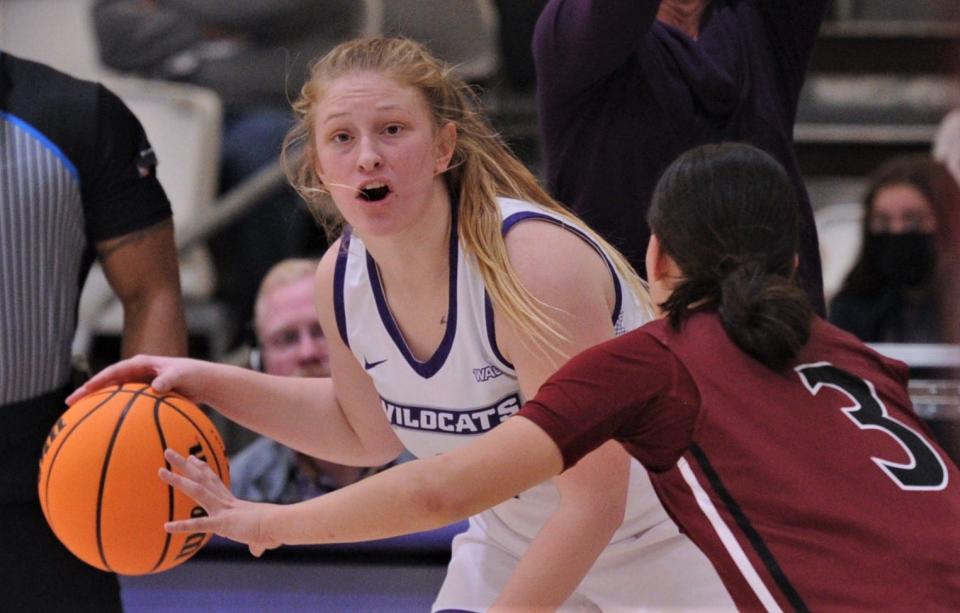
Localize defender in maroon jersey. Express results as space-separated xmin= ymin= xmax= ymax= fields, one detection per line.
xmin=153 ymin=143 xmax=959 ymax=611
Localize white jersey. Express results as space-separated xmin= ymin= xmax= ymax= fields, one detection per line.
xmin=335 ymin=197 xmax=659 ymax=540
xmin=335 ymin=197 xmax=733 ymax=611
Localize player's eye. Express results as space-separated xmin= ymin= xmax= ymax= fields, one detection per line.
xmin=383 ymin=124 xmax=403 ymax=136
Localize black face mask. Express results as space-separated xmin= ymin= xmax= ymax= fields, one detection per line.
xmin=864 ymin=232 xmax=937 ymax=287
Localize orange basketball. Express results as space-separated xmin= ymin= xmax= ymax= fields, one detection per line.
xmin=38 ymin=382 xmax=229 ymax=575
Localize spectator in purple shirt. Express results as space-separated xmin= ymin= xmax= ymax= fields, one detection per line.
xmin=534 ymin=0 xmax=829 ymax=314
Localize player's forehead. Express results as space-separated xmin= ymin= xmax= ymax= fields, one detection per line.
xmin=314 ymin=71 xmax=431 ymax=125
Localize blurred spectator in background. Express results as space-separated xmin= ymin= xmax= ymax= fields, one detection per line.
xmin=229 ymin=259 xmax=383 ymax=503
xmin=1 ymin=52 xmax=186 ymax=612
xmin=92 ymin=1 xmax=360 ymax=343
xmin=533 ymin=0 xmax=830 ymax=314
xmin=934 ymin=109 xmax=960 ymax=192
xmin=830 ymin=155 xmax=960 ymax=344
xmin=933 ymin=109 xmax=960 ymax=343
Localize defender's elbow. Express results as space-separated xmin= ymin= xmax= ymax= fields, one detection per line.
xmin=412 ymin=455 xmax=475 ymax=523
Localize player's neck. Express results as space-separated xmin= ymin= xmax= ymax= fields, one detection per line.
xmin=656 ymin=0 xmax=710 ymax=39
xmin=365 ymin=209 xmax=452 ymax=301
xmin=362 ymin=186 xmax=452 ymax=287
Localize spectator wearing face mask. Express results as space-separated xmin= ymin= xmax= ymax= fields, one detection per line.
xmin=829 ymin=155 xmax=960 ymax=344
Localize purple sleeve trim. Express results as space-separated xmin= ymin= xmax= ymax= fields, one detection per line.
xmin=500 ymin=211 xmax=623 ymax=327
xmin=333 ymin=228 xmax=352 ymax=349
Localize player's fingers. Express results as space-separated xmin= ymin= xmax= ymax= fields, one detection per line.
xmin=166 ymin=448 xmax=207 ymax=480
xmin=165 ymin=450 xmax=233 ymax=503
xmin=150 ymin=368 xmax=183 ymax=394
xmin=192 ymin=457 xmax=233 ymax=497
xmin=249 ymin=544 xmax=266 ymax=558
xmin=164 ymin=448 xmax=192 ymax=474
xmin=66 ymin=355 xmax=158 ymax=404
xmin=187 ymin=454 xmax=226 ymax=491
xmin=158 ymin=467 xmax=219 ymax=510
xmin=150 ymin=375 xmax=172 ymax=394
xmin=164 ymin=517 xmax=217 ymax=534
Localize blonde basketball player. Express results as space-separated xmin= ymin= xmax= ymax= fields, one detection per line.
xmin=70 ymin=38 xmax=731 ymax=611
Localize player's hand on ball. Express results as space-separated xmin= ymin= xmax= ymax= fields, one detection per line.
xmin=159 ymin=448 xmax=280 ymax=557
xmin=66 ymin=355 xmax=211 ymax=406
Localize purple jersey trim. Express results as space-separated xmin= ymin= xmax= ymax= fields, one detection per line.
xmin=484 ymin=211 xmax=624 ymax=367
xmin=484 ymin=294 xmax=514 ymax=371
xmin=333 ymin=228 xmax=352 ymax=348
xmin=366 ymin=203 xmax=460 ymax=379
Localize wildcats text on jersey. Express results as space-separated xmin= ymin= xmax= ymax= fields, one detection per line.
xmin=473 ymin=365 xmax=504 ymax=382
xmin=382 ymin=394 xmax=521 ymax=434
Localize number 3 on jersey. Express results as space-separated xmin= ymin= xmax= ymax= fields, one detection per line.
xmin=796 ymin=362 xmax=949 ymax=491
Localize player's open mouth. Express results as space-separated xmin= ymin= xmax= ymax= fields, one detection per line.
xmin=359 ymin=182 xmax=391 ymax=202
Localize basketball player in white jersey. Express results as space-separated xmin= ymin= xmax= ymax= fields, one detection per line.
xmin=71 ymin=38 xmax=731 ymax=611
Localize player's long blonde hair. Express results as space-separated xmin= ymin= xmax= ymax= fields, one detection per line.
xmin=282 ymin=37 xmax=651 ymax=362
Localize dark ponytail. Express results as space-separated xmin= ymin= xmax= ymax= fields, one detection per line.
xmin=649 ymin=143 xmax=813 ymax=370
xmin=717 ymin=261 xmax=811 ymax=370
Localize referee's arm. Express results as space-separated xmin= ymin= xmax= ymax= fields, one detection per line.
xmin=96 ymin=218 xmax=188 ymax=358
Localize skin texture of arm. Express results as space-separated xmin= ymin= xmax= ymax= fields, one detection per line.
xmin=488 ymin=219 xmax=632 ymax=610
xmin=69 ymin=241 xmax=405 ymax=467
xmin=156 ymin=223 xmax=630 ymax=607
xmin=95 ymin=218 xmax=187 ymax=357
xmin=533 ymin=0 xmax=661 ymax=102
xmin=160 ymin=414 xmax=564 ymax=554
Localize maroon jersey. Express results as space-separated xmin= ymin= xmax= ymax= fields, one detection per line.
xmin=521 ymin=313 xmax=960 ymax=610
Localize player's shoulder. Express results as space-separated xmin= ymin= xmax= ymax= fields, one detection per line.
xmin=804 ymin=318 xmax=911 ymax=386
xmin=500 ymin=202 xmax=610 ymax=291
xmin=315 ymin=236 xmax=345 ymax=304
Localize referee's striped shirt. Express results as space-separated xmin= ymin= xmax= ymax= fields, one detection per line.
xmin=0 ymin=52 xmax=170 ymax=406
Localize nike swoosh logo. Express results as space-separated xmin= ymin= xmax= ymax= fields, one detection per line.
xmin=364 ymin=357 xmax=387 ymax=370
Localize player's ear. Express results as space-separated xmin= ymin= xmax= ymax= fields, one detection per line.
xmin=646 ymin=234 xmax=681 ymax=283
xmin=645 ymin=234 xmax=665 ymax=283
xmin=434 ymin=121 xmax=457 ymax=174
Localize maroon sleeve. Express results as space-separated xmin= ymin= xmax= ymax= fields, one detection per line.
xmin=519 ymin=329 xmax=700 ymax=472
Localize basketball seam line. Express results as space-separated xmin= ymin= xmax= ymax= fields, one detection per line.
xmin=95 ymin=385 xmax=150 ymax=572
xmin=41 ymin=385 xmax=125 ymax=542
xmin=152 ymin=395 xmax=175 ymax=573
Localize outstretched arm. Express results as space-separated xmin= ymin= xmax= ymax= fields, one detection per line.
xmin=160 ymin=414 xmax=563 ymax=555
xmin=159 ymin=332 xmax=680 ymax=555
xmin=69 ymin=242 xmax=405 ymax=467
